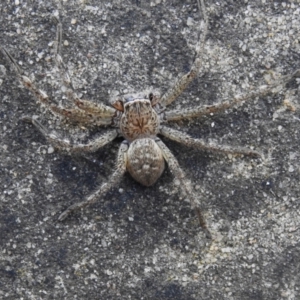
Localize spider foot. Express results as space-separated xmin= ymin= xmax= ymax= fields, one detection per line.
xmin=58 ymin=203 xmax=81 ymax=221
xmin=195 ymin=207 xmax=212 ymax=239
xmin=203 ymin=228 xmax=212 ymax=240
xmin=21 ymin=116 xmax=34 ymax=123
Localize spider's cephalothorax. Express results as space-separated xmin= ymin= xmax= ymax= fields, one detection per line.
xmin=112 ymin=93 xmax=164 ymax=187
xmin=1 ymin=0 xmax=298 ymax=239
xmin=112 ymin=93 xmax=161 ymax=142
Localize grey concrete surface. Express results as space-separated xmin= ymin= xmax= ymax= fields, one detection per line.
xmin=0 ymin=0 xmax=299 ymax=299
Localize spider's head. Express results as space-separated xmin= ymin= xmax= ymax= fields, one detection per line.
xmin=111 ymin=91 xmax=160 ymax=111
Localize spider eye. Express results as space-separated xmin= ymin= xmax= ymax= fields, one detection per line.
xmin=149 ymin=93 xmax=154 ymax=101
xmin=148 ymin=92 xmax=160 ymax=106
xmin=112 ymin=99 xmax=124 ymax=111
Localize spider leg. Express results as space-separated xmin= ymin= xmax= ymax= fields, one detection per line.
xmin=1 ymin=47 xmax=103 ymax=125
xmin=165 ymin=69 xmax=300 ymax=121
xmin=53 ymin=17 xmax=115 ymax=119
xmin=159 ymin=0 xmax=208 ymax=107
xmin=1 ymin=45 xmax=115 ymax=126
xmin=58 ymin=141 xmax=128 ymax=221
xmin=1 ymin=47 xmax=59 ymax=111
xmin=156 ymin=138 xmax=211 ymax=238
xmin=23 ymin=117 xmax=118 ymax=153
xmin=50 ymin=105 xmax=114 ymax=126
xmin=160 ymin=125 xmax=261 ymax=157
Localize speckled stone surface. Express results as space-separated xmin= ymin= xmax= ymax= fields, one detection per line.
xmin=0 ymin=0 xmax=299 ymax=299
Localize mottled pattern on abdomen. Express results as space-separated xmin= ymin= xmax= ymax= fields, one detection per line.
xmin=127 ymin=138 xmax=165 ymax=186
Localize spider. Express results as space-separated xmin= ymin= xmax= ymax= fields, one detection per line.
xmin=1 ymin=0 xmax=299 ymax=239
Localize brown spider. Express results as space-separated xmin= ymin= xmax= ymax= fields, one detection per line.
xmin=1 ymin=0 xmax=299 ymax=238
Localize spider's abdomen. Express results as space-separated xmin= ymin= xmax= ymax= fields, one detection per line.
xmin=127 ymin=138 xmax=165 ymax=187
xmin=120 ymin=99 xmax=159 ymax=142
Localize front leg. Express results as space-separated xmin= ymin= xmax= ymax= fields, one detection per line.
xmin=160 ymin=125 xmax=260 ymax=157
xmin=159 ymin=0 xmax=208 ymax=107
xmin=23 ymin=117 xmax=118 ymax=154
xmin=1 ymin=47 xmax=55 ymax=110
xmin=53 ymin=17 xmax=116 ymax=120
xmin=156 ymin=138 xmax=211 ymax=238
xmin=1 ymin=47 xmax=115 ymax=126
xmin=58 ymin=141 xmax=128 ymax=221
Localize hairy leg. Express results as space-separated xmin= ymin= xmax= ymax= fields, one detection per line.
xmin=23 ymin=117 xmax=118 ymax=154
xmin=49 ymin=105 xmax=114 ymax=126
xmin=156 ymin=138 xmax=211 ymax=238
xmin=159 ymin=0 xmax=208 ymax=107
xmin=160 ymin=125 xmax=260 ymax=157
xmin=1 ymin=46 xmax=115 ymax=126
xmin=1 ymin=47 xmax=60 ymax=112
xmin=164 ymin=69 xmax=300 ymax=121
xmin=53 ymin=17 xmax=115 ymax=119
xmin=58 ymin=141 xmax=128 ymax=221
